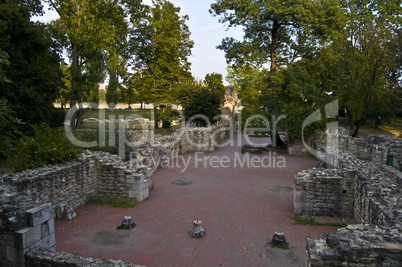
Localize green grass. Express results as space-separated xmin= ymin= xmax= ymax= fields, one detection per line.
xmin=337 ymin=117 xmax=401 ymax=138
xmin=270 ymin=241 xmax=289 ymax=249
xmin=86 ymin=197 xmax=137 ymax=209
xmin=293 ymin=216 xmax=348 ymax=228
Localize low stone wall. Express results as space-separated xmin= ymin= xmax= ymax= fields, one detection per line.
xmin=25 ymin=247 xmax=145 ymax=267
xmin=307 ymin=224 xmax=402 ymax=267
xmin=288 ymin=129 xmax=402 ymax=171
xmin=294 ymin=168 xmax=354 ymax=218
xmin=0 ymin=125 xmax=230 ymax=266
xmin=295 ymin=152 xmax=402 ymax=226
xmin=287 ymin=135 xmax=315 ymax=156
xmin=353 ymin=163 xmax=402 ymax=227
xmin=3 ymin=155 xmax=97 ymax=210
xmin=298 ymin=129 xmax=402 ymax=266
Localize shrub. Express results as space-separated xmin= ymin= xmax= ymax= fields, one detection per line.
xmin=9 ymin=124 xmax=80 ymax=172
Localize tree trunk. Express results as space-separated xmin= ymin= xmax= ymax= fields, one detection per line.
xmin=70 ymin=42 xmax=79 ymax=131
xmin=270 ymin=19 xmax=279 ymax=73
xmin=140 ymin=101 xmax=143 ymax=110
xmin=351 ymin=122 xmax=360 ymax=137
xmin=154 ymin=105 xmax=158 ymax=129
xmin=76 ymin=91 xmax=84 ymax=128
xmin=271 ymin=132 xmax=286 ymax=147
xmin=351 ymin=118 xmax=364 ymax=137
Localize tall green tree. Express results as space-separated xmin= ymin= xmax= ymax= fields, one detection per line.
xmin=210 ymin=0 xmax=344 ymax=73
xmin=46 ymin=0 xmax=132 ymax=128
xmin=175 ymin=77 xmax=222 ymax=126
xmin=0 ymin=0 xmax=63 ymax=126
xmin=131 ymin=0 xmax=194 ymax=104
xmin=204 ymin=72 xmax=226 ymax=103
xmin=338 ymin=0 xmax=402 ymax=136
xmin=212 ymin=0 xmax=344 ymax=143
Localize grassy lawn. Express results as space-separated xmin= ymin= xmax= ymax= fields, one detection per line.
xmin=338 ymin=117 xmax=401 ymax=138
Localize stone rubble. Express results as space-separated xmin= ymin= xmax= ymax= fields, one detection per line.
xmin=298 ymin=128 xmax=402 ymax=266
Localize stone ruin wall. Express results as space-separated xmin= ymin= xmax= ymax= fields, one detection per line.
xmin=307 ymin=224 xmax=402 ymax=267
xmin=0 ymin=125 xmax=230 ymax=266
xmin=295 ymin=129 xmax=402 ymax=266
xmin=25 ymin=247 xmax=145 ymax=267
xmin=294 ymin=168 xmax=355 ymax=218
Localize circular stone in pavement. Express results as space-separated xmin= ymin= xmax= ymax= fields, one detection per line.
xmin=171 ymin=179 xmax=193 ymax=186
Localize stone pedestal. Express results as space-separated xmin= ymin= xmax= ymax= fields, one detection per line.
xmin=190 ymin=220 xmax=205 ymax=238
xmin=271 ymin=232 xmax=286 ymax=246
xmin=121 ymin=216 xmax=136 ymax=229
xmin=56 ymin=203 xmax=77 ymax=221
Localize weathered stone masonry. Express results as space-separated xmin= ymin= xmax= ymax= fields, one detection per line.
xmin=294 ymin=130 xmax=402 ymax=266
xmin=0 ymin=125 xmax=230 ymax=266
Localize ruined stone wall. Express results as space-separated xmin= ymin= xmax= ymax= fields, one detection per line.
xmin=287 ymin=135 xmax=315 ymax=156
xmin=0 ymin=125 xmax=230 ymax=266
xmin=179 ymin=126 xmax=229 ymax=154
xmin=300 ymin=129 xmax=402 ymax=266
xmin=307 ymin=224 xmax=402 ymax=267
xmin=3 ymin=155 xmax=97 ymax=210
xmin=294 ymin=169 xmax=354 ymax=218
xmin=295 ymin=152 xmax=402 ymax=226
xmin=353 ymin=164 xmax=401 ymax=227
xmin=25 ymin=247 xmax=145 ymax=267
xmin=289 ymin=129 xmax=402 ymax=170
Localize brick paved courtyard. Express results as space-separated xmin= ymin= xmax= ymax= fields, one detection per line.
xmin=55 ymin=135 xmax=338 ymax=266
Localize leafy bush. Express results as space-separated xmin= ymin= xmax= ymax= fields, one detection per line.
xmin=9 ymin=124 xmax=80 ymax=172
xmin=0 ymin=99 xmax=23 ymax=157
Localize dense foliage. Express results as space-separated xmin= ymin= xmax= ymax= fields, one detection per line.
xmin=175 ymin=74 xmax=225 ymax=126
xmin=0 ymin=0 xmax=64 ymax=126
xmin=129 ymin=0 xmax=194 ymax=104
xmin=9 ymin=124 xmax=80 ymax=172
xmin=214 ymin=0 xmax=401 ymax=138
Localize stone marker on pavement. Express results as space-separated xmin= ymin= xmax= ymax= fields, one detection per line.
xmin=190 ymin=219 xmax=205 ymax=238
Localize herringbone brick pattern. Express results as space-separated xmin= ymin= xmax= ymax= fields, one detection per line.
xmin=55 ymin=135 xmax=338 ymax=267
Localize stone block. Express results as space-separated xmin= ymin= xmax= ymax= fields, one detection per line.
xmin=31 ymin=232 xmax=56 ymax=249
xmin=15 ymin=225 xmax=42 ymax=249
xmin=129 ymin=185 xmax=149 ymax=201
xmin=26 ymin=203 xmax=53 ymax=227
xmin=126 ymin=178 xmax=135 ymax=184
xmin=41 ymin=218 xmax=55 ymax=239
xmin=6 ymin=246 xmax=28 ymax=264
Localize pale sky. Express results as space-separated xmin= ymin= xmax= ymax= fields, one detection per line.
xmin=34 ymin=0 xmax=244 ymax=85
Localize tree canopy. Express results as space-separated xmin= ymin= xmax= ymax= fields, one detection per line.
xmin=213 ymin=0 xmax=401 ymax=138
xmin=210 ymin=0 xmax=344 ymax=72
xmin=175 ymin=74 xmax=225 ymax=126
xmin=0 ymin=0 xmax=63 ymax=126
xmin=130 ymin=0 xmax=194 ymax=104
xmin=46 ymin=0 xmax=133 ymax=128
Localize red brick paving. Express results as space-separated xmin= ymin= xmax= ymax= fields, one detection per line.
xmin=55 ymin=135 xmax=338 ymax=266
